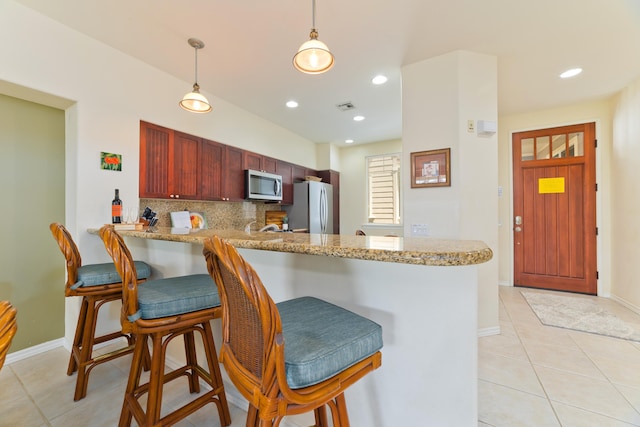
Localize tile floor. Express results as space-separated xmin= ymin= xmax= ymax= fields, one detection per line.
xmin=479 ymin=286 xmax=640 ymax=426
xmin=2 ymin=286 xmax=640 ymax=426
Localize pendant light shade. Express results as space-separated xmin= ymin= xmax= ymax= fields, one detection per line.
xmin=293 ymin=0 xmax=334 ymax=74
xmin=180 ymin=38 xmax=212 ymax=113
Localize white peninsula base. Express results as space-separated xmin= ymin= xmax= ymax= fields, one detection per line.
xmin=236 ymin=248 xmax=478 ymax=426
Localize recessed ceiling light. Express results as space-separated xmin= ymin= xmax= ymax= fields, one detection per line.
xmin=372 ymin=75 xmax=388 ymax=85
xmin=560 ymin=68 xmax=583 ymax=79
xmin=345 ymin=139 xmax=354 ymax=144
xmin=353 ymin=115 xmax=365 ymax=121
xmin=286 ymin=100 xmax=299 ymax=108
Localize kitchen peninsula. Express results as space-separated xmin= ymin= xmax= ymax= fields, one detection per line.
xmin=88 ymin=227 xmax=492 ymax=426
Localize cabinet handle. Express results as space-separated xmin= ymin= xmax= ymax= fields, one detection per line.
xmin=170 ymin=194 xmax=174 ymax=198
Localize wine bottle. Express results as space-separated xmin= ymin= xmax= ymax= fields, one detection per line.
xmin=112 ymin=189 xmax=122 ymax=224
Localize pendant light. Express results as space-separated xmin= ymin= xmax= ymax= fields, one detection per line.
xmin=293 ymin=0 xmax=334 ymax=74
xmin=179 ymin=38 xmax=212 ymax=113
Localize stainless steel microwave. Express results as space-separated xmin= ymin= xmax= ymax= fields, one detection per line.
xmin=245 ymin=169 xmax=283 ymax=201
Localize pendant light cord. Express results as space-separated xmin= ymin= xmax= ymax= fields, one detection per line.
xmin=194 ymin=46 xmax=199 ymax=85
xmin=312 ymin=0 xmax=317 ymax=29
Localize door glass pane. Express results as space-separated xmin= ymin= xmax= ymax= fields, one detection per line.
xmin=536 ymin=136 xmax=550 ymax=160
xmin=521 ymin=138 xmax=534 ymax=161
xmin=552 ymin=134 xmax=567 ymax=158
xmin=568 ymin=132 xmax=584 ymax=157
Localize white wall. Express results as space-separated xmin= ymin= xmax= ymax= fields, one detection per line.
xmin=611 ymin=77 xmax=640 ymax=310
xmin=497 ymin=99 xmax=613 ymax=297
xmin=0 ymin=1 xmax=317 ymax=255
xmin=402 ymin=51 xmax=499 ymax=332
xmin=339 ymin=139 xmax=402 ymax=235
xmin=0 ymin=1 xmax=317 ymax=342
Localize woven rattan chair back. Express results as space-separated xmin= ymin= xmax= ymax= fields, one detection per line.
xmin=203 ymin=235 xmax=382 ymax=427
xmin=0 ymin=301 xmax=17 ymax=371
xmin=204 ymin=235 xmax=278 ymax=392
xmin=98 ymin=225 xmax=139 ymax=327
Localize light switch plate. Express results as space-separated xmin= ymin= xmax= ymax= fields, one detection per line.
xmin=467 ymin=120 xmax=475 ymax=133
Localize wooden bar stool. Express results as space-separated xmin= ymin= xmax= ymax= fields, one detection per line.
xmin=49 ymin=222 xmax=152 ymax=401
xmin=0 ymin=301 xmax=18 ymax=371
xmin=99 ymin=225 xmax=231 ymax=427
xmin=203 ymin=235 xmax=383 ymax=427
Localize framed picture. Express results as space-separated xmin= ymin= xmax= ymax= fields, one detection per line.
xmin=410 ymin=148 xmax=451 ymax=188
xmin=101 ymin=152 xmax=122 ymax=171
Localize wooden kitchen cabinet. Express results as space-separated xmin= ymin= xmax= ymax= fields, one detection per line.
xmin=244 ymin=151 xmax=278 ymax=174
xmin=243 ymin=151 xmax=262 ymax=172
xmin=262 ymin=156 xmax=277 ymax=174
xmin=172 ymin=131 xmax=200 ymax=199
xmin=139 ymin=122 xmax=199 ymax=200
xmin=292 ymin=165 xmax=307 ymax=184
xmin=140 ymin=121 xmax=320 ymax=205
xmin=200 ymin=139 xmax=224 ymax=200
xmin=222 ymin=145 xmax=245 ymax=201
xmin=276 ymin=161 xmax=294 ymax=205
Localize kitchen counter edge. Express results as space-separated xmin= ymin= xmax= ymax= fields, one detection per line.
xmin=87 ymin=227 xmax=493 ymax=267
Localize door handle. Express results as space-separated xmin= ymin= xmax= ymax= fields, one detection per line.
xmin=515 ymin=215 xmax=522 ymax=225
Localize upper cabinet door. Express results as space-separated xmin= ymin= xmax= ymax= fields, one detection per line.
xmin=172 ymin=131 xmax=200 ymax=200
xmin=200 ymin=139 xmax=223 ymax=201
xmin=139 ymin=121 xmax=200 ymax=200
xmin=140 ymin=121 xmax=172 ymax=198
xmin=223 ymin=145 xmax=245 ymax=201
xmin=243 ymin=151 xmax=262 ymax=171
xmin=262 ymin=156 xmax=277 ymax=174
xmin=276 ymin=161 xmax=294 ymax=205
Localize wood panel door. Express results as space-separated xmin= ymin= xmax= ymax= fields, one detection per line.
xmin=512 ymin=122 xmax=597 ymax=294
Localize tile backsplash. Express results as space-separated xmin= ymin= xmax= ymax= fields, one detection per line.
xmin=139 ymin=199 xmax=283 ymax=231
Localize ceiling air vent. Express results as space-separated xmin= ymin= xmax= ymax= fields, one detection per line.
xmin=336 ymin=102 xmax=356 ymax=111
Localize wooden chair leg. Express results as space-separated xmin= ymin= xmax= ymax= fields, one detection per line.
xmin=329 ymin=393 xmax=350 ymax=427
xmin=202 ymin=321 xmax=231 ymax=426
xmin=184 ymin=330 xmax=200 ymax=393
xmin=246 ymin=406 xmax=259 ymax=427
xmin=73 ymin=296 xmax=99 ymax=401
xmin=314 ymin=406 xmax=329 ymax=426
xmin=119 ymin=334 xmax=147 ymax=427
xmin=146 ymin=333 xmax=165 ymax=426
xmin=67 ymin=296 xmax=89 ymax=376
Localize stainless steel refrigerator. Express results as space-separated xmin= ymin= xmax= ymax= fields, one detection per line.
xmin=285 ymin=181 xmax=333 ymax=233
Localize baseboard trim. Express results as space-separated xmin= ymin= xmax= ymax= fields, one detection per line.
xmin=5 ymin=338 xmax=65 ymax=366
xmin=610 ymin=294 xmax=640 ymax=316
xmin=478 ymin=326 xmax=500 ymax=337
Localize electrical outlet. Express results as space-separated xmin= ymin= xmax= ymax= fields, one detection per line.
xmin=411 ymin=224 xmax=429 ymax=237
xmin=467 ymin=120 xmax=475 ymax=133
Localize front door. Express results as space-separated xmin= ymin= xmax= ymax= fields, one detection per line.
xmin=512 ymin=122 xmax=597 ymax=294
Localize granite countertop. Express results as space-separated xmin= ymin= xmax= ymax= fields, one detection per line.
xmin=88 ymin=226 xmax=493 ymax=267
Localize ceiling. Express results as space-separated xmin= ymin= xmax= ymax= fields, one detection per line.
xmin=14 ymin=0 xmax=640 ymax=146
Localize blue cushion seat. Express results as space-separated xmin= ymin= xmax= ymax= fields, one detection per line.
xmin=277 ymin=296 xmax=383 ymax=389
xmin=135 ymin=274 xmax=220 ymax=320
xmin=74 ymin=261 xmax=151 ymax=288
